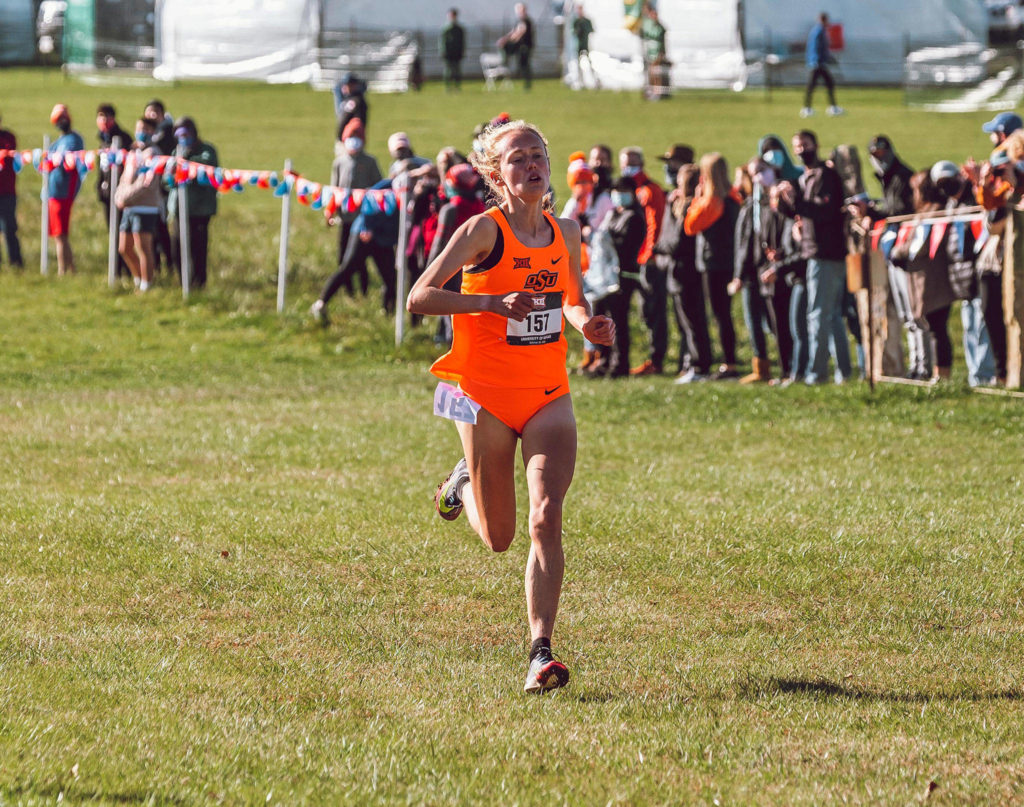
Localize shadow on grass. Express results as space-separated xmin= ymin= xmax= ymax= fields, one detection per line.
xmin=742 ymin=676 xmax=1024 ymax=703
xmin=2 ymin=783 xmax=190 ymax=805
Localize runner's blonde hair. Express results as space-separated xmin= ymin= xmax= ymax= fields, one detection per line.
xmin=469 ymin=120 xmax=551 ymax=209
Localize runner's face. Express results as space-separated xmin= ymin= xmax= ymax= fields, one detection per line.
xmin=499 ymin=131 xmax=549 ymax=203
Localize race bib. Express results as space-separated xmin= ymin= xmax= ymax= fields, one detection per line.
xmin=506 ymin=292 xmax=563 ymax=346
xmin=433 ymin=382 xmax=481 ymax=424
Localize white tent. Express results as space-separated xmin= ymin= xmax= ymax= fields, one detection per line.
xmin=154 ymin=0 xmax=320 ymax=83
xmin=572 ymin=0 xmax=987 ymax=90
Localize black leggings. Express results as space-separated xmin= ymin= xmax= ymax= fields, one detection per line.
xmin=979 ymin=273 xmax=1007 ymax=379
xmin=804 ymin=66 xmax=836 ymax=107
xmin=704 ymin=271 xmax=737 ymax=366
xmin=925 ymin=306 xmax=953 ymax=369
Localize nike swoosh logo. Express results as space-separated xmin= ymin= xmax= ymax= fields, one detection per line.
xmin=544 ymin=385 xmax=562 ymax=395
xmin=551 ymin=256 xmax=563 ymax=265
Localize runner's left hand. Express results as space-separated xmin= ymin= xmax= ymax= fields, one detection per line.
xmin=583 ymin=315 xmax=615 ymax=346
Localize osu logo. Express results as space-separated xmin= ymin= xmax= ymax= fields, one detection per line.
xmin=513 ymin=257 xmax=531 ymax=270
xmin=524 ymin=270 xmax=557 ymax=292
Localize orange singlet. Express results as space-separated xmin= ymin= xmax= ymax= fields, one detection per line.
xmin=431 ymin=206 xmax=572 ymax=434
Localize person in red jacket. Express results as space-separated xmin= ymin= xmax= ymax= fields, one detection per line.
xmin=618 ymin=146 xmax=667 ymax=375
xmin=0 ymin=113 xmax=23 ymax=268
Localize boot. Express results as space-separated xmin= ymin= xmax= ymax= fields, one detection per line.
xmin=576 ymin=349 xmax=597 ymax=373
xmin=740 ymin=356 xmax=771 ymax=384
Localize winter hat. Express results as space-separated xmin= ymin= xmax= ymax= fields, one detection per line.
xmin=446 ymin=163 xmax=478 ymax=194
xmin=50 ymin=103 xmax=69 ymax=125
xmin=566 ymin=151 xmax=594 ymax=188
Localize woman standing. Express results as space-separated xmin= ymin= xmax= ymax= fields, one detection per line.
xmin=407 ymin=121 xmax=614 ymax=693
xmin=114 ymin=117 xmax=160 ymax=292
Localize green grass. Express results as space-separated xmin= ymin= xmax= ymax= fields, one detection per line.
xmin=2 ymin=70 xmax=1024 ymax=805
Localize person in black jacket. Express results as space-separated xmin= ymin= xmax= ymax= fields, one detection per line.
xmin=499 ymin=3 xmax=534 ymax=90
xmin=595 ymin=177 xmax=646 ymax=377
xmin=653 ymin=164 xmax=712 ymax=382
xmin=440 ymin=8 xmax=466 ymax=91
xmin=334 ymin=73 xmax=369 ymax=137
xmin=96 ymin=103 xmax=132 ymax=277
xmin=732 ymin=159 xmax=796 ymax=383
xmin=777 ymin=130 xmax=851 ymax=384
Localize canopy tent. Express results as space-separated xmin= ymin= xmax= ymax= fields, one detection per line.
xmin=0 ymin=0 xmax=36 ymax=65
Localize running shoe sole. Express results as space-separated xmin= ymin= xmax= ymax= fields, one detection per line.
xmin=524 ymin=659 xmax=570 ymax=693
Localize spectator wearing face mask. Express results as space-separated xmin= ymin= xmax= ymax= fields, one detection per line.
xmin=47 ymin=104 xmax=85 ymax=276
xmin=732 ymin=157 xmax=794 ymax=383
xmin=594 ymin=177 xmax=647 ymax=377
xmin=619 ymin=146 xmax=667 ymax=375
xmin=165 ymin=116 xmax=218 ymax=289
xmin=853 ymin=135 xmax=926 ymax=380
xmin=96 ymin=103 xmax=133 ymax=278
xmin=776 ymin=130 xmax=851 ymax=385
xmin=982 ymin=111 xmax=1023 ymax=149
xmin=312 ymin=118 xmax=382 ymax=321
xmin=386 ymin=132 xmax=431 ymax=178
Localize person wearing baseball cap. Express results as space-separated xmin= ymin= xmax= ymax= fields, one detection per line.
xmin=982 ymin=111 xmax=1023 ymax=146
xmin=656 ymin=144 xmax=695 ymax=188
xmin=47 ymin=103 xmax=85 ymax=275
xmin=386 ymin=131 xmax=430 ymax=177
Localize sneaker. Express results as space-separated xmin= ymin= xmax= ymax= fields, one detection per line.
xmin=827 ymin=105 xmax=845 ymax=117
xmin=629 ymin=359 xmax=663 ymax=377
xmin=434 ymin=457 xmax=469 ymax=521
xmin=524 ymin=650 xmax=570 ymax=693
xmin=310 ymin=300 xmax=329 ymax=326
xmin=799 ymin=107 xmax=815 ymax=118
xmin=674 ymin=368 xmax=708 ymax=384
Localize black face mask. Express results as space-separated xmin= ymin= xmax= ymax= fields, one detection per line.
xmin=798 ymin=148 xmax=818 ymax=167
xmin=57 ymin=119 xmax=71 ymax=134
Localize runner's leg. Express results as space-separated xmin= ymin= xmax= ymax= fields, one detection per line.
xmin=456 ymin=407 xmax=519 ymax=552
xmin=519 ymin=395 xmax=577 ymax=642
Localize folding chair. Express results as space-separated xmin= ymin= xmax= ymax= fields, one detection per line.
xmin=480 ymin=52 xmax=513 ymax=90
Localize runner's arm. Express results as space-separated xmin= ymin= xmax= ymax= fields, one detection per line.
xmin=407 ymin=213 xmax=533 ymax=320
xmin=558 ymin=218 xmax=615 ymax=346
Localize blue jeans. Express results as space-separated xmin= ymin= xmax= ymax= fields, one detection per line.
xmin=0 ymin=193 xmax=23 ymax=267
xmin=805 ymin=258 xmax=851 ymax=384
xmin=789 ymin=281 xmax=808 ymax=381
xmin=961 ymin=297 xmax=996 ymax=386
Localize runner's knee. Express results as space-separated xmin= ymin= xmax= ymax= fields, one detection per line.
xmin=529 ymin=497 xmax=564 ymax=542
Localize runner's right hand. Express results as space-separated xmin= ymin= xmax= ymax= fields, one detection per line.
xmin=493 ymin=292 xmax=535 ymax=322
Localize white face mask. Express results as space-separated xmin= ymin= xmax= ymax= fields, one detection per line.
xmin=344 ymin=137 xmax=364 ymax=152
xmin=620 ymin=164 xmax=641 ymax=178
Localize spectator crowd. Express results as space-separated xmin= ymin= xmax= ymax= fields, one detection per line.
xmin=0 ymin=74 xmax=1019 ymax=389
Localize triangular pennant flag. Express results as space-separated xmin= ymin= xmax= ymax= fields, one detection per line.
xmin=928 ymin=221 xmax=948 ymax=259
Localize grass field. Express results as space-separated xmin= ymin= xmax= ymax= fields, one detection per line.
xmin=2 ymin=71 xmax=1024 ymax=805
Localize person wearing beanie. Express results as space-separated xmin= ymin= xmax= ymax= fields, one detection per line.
xmin=312 ymin=117 xmax=383 ymax=324
xmin=47 ymin=104 xmax=85 ymax=276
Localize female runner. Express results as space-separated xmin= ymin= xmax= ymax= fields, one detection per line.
xmin=407 ymin=120 xmax=614 ymax=692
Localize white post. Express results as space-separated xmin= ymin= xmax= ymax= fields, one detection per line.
xmin=394 ymin=171 xmax=410 ymax=346
xmin=107 ymin=136 xmax=121 ymax=289
xmin=40 ymin=135 xmax=50 ymax=275
xmin=176 ymin=143 xmax=191 ymax=299
xmin=277 ymin=158 xmax=292 ymax=314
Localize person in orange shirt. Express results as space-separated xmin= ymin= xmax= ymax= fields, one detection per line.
xmin=618 ymin=146 xmax=667 ymax=375
xmin=407 ymin=120 xmax=614 ymax=693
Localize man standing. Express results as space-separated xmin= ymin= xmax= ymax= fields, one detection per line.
xmin=96 ymin=103 xmax=133 ymax=276
xmin=499 ymin=3 xmax=535 ymax=90
xmin=801 ymin=12 xmax=843 ymax=118
xmin=144 ymin=99 xmax=176 ymax=275
xmin=656 ymin=144 xmax=694 ymax=188
xmin=334 ymin=73 xmax=369 ymax=136
xmin=777 ymin=130 xmax=851 ymax=384
xmin=569 ymin=3 xmax=598 ymax=89
xmin=440 ymin=8 xmax=466 ymax=91
xmin=0 ymin=113 xmax=23 ymax=269
xmin=48 ymin=104 xmax=85 ymax=276
xmin=619 ymin=147 xmax=667 ymax=375
xmin=982 ymin=110 xmax=1023 ymax=147
xmin=386 ymin=132 xmax=431 ymax=177
xmin=166 ymin=117 xmax=218 ymax=289
xmin=640 ymin=3 xmax=669 ymax=100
